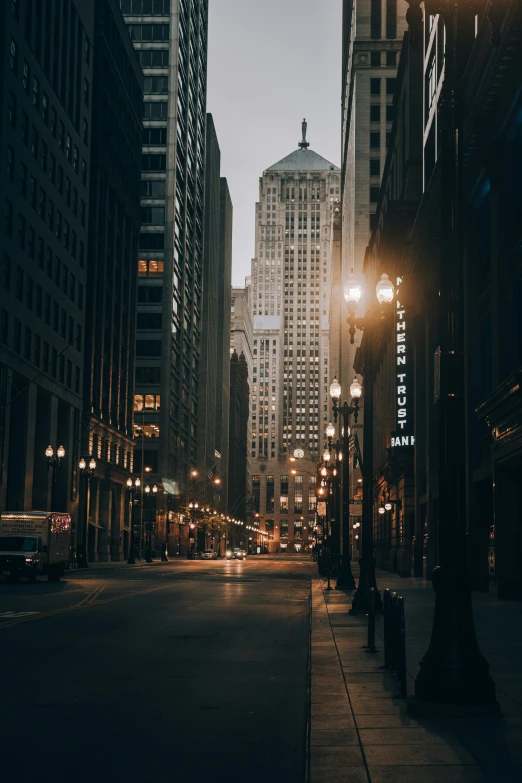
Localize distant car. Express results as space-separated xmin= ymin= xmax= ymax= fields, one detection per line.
xmin=226 ymin=548 xmax=243 ymax=560
xmin=240 ymin=549 xmax=247 ymax=559
xmin=201 ymin=549 xmax=217 ymax=560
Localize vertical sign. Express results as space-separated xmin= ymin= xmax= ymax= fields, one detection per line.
xmin=392 ymin=276 xmax=415 ymax=449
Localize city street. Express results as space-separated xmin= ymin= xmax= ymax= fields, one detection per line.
xmin=0 ymin=556 xmax=313 ymax=783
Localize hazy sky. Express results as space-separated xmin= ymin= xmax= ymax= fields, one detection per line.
xmin=207 ymin=0 xmax=342 ymax=286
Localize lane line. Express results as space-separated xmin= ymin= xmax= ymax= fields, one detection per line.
xmin=0 ymin=582 xmax=176 ymax=631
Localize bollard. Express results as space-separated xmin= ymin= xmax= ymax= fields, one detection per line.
xmin=383 ymin=589 xmax=391 ymax=668
xmin=366 ymin=587 xmax=377 ymax=652
xmin=390 ymin=591 xmax=398 ymax=671
xmin=397 ymin=596 xmax=407 ymax=698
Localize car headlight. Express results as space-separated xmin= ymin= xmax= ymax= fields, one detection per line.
xmin=226 ymin=551 xmax=231 ymax=556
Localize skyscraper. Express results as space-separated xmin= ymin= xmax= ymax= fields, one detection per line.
xmin=340 ymin=0 xmax=407 ymax=388
xmin=121 ymin=0 xmax=208 ymax=553
xmin=81 ymin=0 xmax=143 ymax=562
xmin=1 ymin=1 xmax=95 ymax=518
xmin=249 ymin=123 xmax=340 ymax=552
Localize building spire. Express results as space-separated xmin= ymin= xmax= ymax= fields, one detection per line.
xmin=298 ymin=118 xmax=309 ymax=149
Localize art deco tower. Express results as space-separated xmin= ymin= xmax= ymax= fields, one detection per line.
xmin=249 ymin=123 xmax=340 ymax=552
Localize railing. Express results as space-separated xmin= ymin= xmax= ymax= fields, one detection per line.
xmin=382 ymin=588 xmax=407 ymax=697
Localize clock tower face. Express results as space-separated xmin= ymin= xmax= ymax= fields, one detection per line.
xmin=293 ymin=448 xmax=305 ymax=459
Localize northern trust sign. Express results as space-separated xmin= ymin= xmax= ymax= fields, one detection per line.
xmin=391 ymin=276 xmax=414 ymax=449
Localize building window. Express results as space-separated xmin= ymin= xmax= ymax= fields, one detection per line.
xmin=370 ymin=132 xmax=380 ymax=150
xmin=370 ymin=78 xmax=381 ymax=95
xmin=386 ymin=51 xmax=397 ymax=66
xmin=370 ymin=159 xmax=380 ymax=176
xmin=309 ymin=476 xmax=316 ymax=512
xmin=294 ymin=474 xmax=303 ymax=513
xmin=386 ymin=77 xmax=396 ymax=95
xmin=266 ymin=475 xmax=275 ymax=513
xmin=10 ymin=38 xmax=18 ymax=73
xmin=252 ymin=475 xmax=260 ymax=513
xmin=280 ymin=475 xmax=289 ymax=513
xmin=134 ymin=394 xmax=161 ymax=412
xmin=370 ymin=105 xmax=380 ymax=123
xmin=371 ymin=52 xmax=381 ymax=67
xmin=138 ymin=259 xmax=164 ymax=277
xmin=370 ymin=187 xmax=380 ymax=203
xmin=7 ymin=146 xmax=15 ymax=182
xmin=386 ymin=0 xmax=397 ymax=39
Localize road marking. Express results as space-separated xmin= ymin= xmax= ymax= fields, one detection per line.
xmin=0 ymin=582 xmax=176 ymax=631
xmin=75 ymin=582 xmax=106 ymax=607
xmin=0 ymin=611 xmax=41 ymax=618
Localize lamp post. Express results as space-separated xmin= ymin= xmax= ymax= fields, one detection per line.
xmin=329 ymin=380 xmax=359 ymax=590
xmin=126 ymin=476 xmax=140 ymax=564
xmin=144 ymin=484 xmax=157 ymax=564
xmin=342 ymin=271 xmax=394 ymax=613
xmin=188 ymin=501 xmax=199 ymax=558
xmin=77 ymin=456 xmax=96 ymax=568
xmin=400 ymin=0 xmax=498 ymax=710
xmin=46 ymin=444 xmax=65 ymax=511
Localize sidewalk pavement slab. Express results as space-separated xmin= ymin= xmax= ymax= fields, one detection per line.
xmin=309 ymin=565 xmax=522 ymax=783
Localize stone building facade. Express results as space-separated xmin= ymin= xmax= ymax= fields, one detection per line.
xmin=249 ymin=131 xmax=340 ymax=552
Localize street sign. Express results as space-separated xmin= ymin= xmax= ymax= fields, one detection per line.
xmin=350 ymin=501 xmax=362 ymax=517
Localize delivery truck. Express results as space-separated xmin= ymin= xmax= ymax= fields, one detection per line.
xmin=0 ymin=511 xmax=71 ymax=582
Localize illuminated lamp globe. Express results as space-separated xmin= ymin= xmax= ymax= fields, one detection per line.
xmin=135 ymin=477 xmax=141 ymax=488
xmin=79 ymin=458 xmax=87 ymax=471
xmin=343 ymin=273 xmax=363 ymax=305
xmin=88 ymin=458 xmax=96 ymax=471
xmin=329 ymin=378 xmax=341 ymax=400
xmin=376 ymin=273 xmax=394 ymax=304
xmin=57 ymin=445 xmax=66 ymax=459
xmin=126 ymin=477 xmax=133 ymax=489
xmin=320 ymin=467 xmax=327 ymax=477
xmin=145 ymin=485 xmax=151 ymax=494
xmin=384 ymin=501 xmax=392 ymax=512
xmin=350 ymin=378 xmax=362 ymax=399
xmin=378 ymin=505 xmax=385 ymax=515
xmin=326 ymin=422 xmax=335 ymax=439
xmin=322 ymin=449 xmax=331 ymax=463
xmin=45 ymin=445 xmax=54 ymax=459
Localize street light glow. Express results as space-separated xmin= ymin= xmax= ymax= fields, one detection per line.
xmin=326 ymin=422 xmax=335 ymax=439
xmin=375 ymin=273 xmax=394 ymax=304
xmin=343 ymin=272 xmax=363 ymax=305
xmin=350 ymin=378 xmax=362 ymax=399
xmin=329 ymin=378 xmax=341 ymax=400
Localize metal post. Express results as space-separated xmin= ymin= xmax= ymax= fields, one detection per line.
xmin=336 ymin=411 xmax=356 ymax=589
xmin=127 ymin=489 xmax=135 ymax=565
xmin=351 ymin=340 xmax=381 ymax=613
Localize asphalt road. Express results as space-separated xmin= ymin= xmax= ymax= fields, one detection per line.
xmin=0 ymin=556 xmax=313 ymax=783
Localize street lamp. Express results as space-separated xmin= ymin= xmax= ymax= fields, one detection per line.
xmin=144 ymin=484 xmax=157 ymax=563
xmin=400 ymin=0 xmax=498 ymax=711
xmin=46 ymin=444 xmax=65 ymax=511
xmin=126 ymin=476 xmax=140 ymax=564
xmin=329 ymin=383 xmax=358 ymax=590
xmin=344 ymin=266 xmax=396 ymax=612
xmin=77 ymin=456 xmax=96 ymax=568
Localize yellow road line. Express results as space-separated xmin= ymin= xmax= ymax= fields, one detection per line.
xmin=0 ymin=583 xmax=175 ymax=631
xmin=75 ymin=582 xmax=106 ymax=607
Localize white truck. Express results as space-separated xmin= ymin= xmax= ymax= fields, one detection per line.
xmin=0 ymin=511 xmax=71 ymax=582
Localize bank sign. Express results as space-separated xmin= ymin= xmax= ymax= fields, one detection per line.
xmin=391 ymin=276 xmax=414 ymax=450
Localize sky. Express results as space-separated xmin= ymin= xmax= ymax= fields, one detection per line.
xmin=207 ymin=0 xmax=342 ymax=286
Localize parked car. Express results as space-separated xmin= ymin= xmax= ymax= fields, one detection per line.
xmin=226 ymin=548 xmax=243 ymax=560
xmin=201 ymin=549 xmax=217 ymax=560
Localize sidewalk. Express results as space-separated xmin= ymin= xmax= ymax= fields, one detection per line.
xmin=310 ymin=565 xmax=522 ymax=783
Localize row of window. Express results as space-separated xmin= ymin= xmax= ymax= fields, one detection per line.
xmin=139 ymin=49 xmax=169 ymax=68
xmin=127 ymin=24 xmax=170 ymax=41
xmin=2 ymin=250 xmax=83 ymax=312
xmin=8 ymin=48 xmax=89 ymax=152
xmin=121 ymin=0 xmax=171 ymax=15
xmin=370 ymin=77 xmax=396 ymax=96
xmin=5 ymin=197 xmax=85 ymax=267
xmin=0 ymin=308 xmax=81 ymax=393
